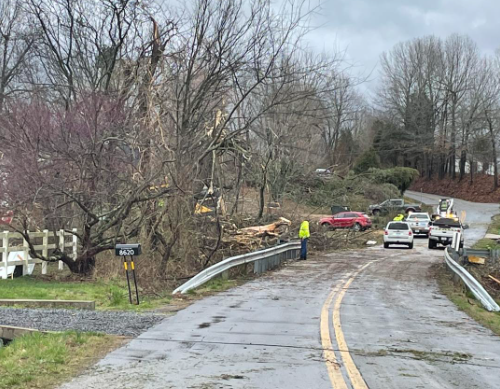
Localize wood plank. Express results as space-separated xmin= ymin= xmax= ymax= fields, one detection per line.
xmin=0 ymin=299 xmax=95 ymax=310
xmin=468 ymin=256 xmax=486 ymax=265
xmin=488 ymin=275 xmax=500 ymax=286
xmin=0 ymin=325 xmax=40 ymax=340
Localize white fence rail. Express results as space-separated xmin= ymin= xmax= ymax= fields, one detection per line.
xmin=1 ymin=229 xmax=78 ymax=279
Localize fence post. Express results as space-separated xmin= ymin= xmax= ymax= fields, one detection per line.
xmin=22 ymin=232 xmax=29 ymax=275
xmin=2 ymin=231 xmax=8 ymax=279
xmin=58 ymin=229 xmax=65 ymax=270
xmin=42 ymin=229 xmax=49 ymax=275
xmin=72 ymin=228 xmax=78 ymax=260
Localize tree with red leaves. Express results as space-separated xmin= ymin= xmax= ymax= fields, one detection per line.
xmin=0 ymin=96 xmax=172 ymax=274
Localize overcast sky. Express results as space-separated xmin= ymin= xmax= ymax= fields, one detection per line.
xmin=296 ymin=0 xmax=500 ymax=97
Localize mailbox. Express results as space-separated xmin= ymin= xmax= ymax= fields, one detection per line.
xmin=115 ymin=243 xmax=141 ymax=257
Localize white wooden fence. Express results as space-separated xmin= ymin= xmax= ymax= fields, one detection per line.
xmin=1 ymin=229 xmax=78 ymax=278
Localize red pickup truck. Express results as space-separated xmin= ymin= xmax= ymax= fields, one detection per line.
xmin=320 ymin=211 xmax=372 ymax=231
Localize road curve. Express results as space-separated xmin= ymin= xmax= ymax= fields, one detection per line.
xmin=61 ymin=194 xmax=500 ymax=389
xmin=405 ymin=190 xmax=499 ymax=245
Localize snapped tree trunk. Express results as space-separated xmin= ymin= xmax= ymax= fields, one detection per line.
xmin=230 ymin=158 xmax=244 ymax=215
xmin=258 ymin=179 xmax=266 ymax=219
xmin=258 ymin=156 xmax=271 ymax=219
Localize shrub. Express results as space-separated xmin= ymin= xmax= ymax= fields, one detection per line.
xmin=290 ymin=173 xmax=399 ymax=212
xmin=353 ymin=149 xmax=380 ymax=174
xmin=367 ymin=167 xmax=419 ymax=194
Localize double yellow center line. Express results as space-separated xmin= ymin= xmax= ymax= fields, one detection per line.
xmin=320 ymin=261 xmax=375 ymax=389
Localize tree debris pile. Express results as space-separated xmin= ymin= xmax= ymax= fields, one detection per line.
xmin=289 ymin=173 xmax=401 ymax=212
xmin=308 ymin=223 xmax=384 ymax=252
xmin=211 ymin=217 xmax=291 ymax=258
xmin=467 ymin=258 xmax=500 ymax=300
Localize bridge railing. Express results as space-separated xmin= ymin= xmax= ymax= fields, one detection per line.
xmin=173 ymin=241 xmax=301 ymax=294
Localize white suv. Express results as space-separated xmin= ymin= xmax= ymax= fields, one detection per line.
xmin=384 ymin=221 xmax=414 ymax=249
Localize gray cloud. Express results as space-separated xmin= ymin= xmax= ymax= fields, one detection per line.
xmin=297 ymin=0 xmax=500 ymax=95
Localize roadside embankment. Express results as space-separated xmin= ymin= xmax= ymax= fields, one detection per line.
xmin=437 ymin=215 xmax=500 ymax=336
xmin=411 ymin=174 xmax=500 ymax=203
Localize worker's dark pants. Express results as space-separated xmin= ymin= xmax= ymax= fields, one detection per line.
xmin=301 ymin=239 xmax=308 ymax=260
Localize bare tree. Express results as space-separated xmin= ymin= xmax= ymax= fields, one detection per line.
xmin=439 ymin=35 xmax=479 ymax=179
xmin=0 ymin=96 xmax=173 ymax=274
xmin=0 ymin=0 xmax=367 ymax=279
xmin=0 ymin=0 xmax=36 ymax=110
xmin=377 ymin=34 xmax=486 ymax=181
xmin=320 ymin=73 xmax=364 ymax=166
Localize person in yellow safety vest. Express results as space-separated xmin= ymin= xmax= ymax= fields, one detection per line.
xmin=393 ymin=214 xmax=405 ymax=221
xmin=299 ymin=221 xmax=310 ymax=260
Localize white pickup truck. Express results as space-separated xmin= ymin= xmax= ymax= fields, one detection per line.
xmin=405 ymin=212 xmax=431 ymax=236
xmin=428 ymin=217 xmax=464 ymax=249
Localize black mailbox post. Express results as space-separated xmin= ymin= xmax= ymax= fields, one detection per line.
xmin=115 ymin=243 xmax=142 ymax=257
xmin=115 ymin=243 xmax=142 ymax=305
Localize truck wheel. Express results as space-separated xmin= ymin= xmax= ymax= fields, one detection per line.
xmin=384 ymin=242 xmax=389 ymax=249
xmin=428 ymin=240 xmax=435 ymax=249
xmin=372 ymin=209 xmax=381 ymax=216
xmin=406 ymin=208 xmax=415 ymax=214
xmin=408 ymin=242 xmax=414 ymax=249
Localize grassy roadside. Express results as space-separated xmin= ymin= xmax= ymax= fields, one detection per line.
xmin=437 ymin=268 xmax=500 ymax=336
xmin=0 ymin=331 xmax=124 ymax=389
xmin=436 ymin=213 xmax=500 ymax=337
xmin=0 ymin=277 xmax=171 ymax=311
xmin=0 ymin=278 xmax=239 ymax=389
xmin=0 ymin=275 xmax=246 ymax=313
xmin=472 ymin=214 xmax=500 ymax=250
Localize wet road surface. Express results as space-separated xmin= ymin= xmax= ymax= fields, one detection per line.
xmin=61 ymin=193 xmax=500 ymax=388
xmin=405 ymin=190 xmax=499 ymax=246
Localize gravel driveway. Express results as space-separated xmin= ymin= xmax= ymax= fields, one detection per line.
xmin=0 ymin=307 xmax=165 ymax=336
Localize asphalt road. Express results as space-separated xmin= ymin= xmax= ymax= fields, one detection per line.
xmin=405 ymin=190 xmax=499 ymax=246
xmin=61 ymin=192 xmax=500 ymax=389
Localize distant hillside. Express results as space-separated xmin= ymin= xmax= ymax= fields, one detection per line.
xmin=410 ymin=175 xmax=500 ymax=203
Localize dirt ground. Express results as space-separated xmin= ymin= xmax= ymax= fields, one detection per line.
xmin=411 ymin=174 xmax=500 ymax=203
xmin=468 ymin=260 xmax=500 ymax=300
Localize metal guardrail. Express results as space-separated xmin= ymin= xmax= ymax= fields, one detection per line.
xmin=444 ymin=246 xmax=500 ymax=312
xmin=463 ymin=248 xmax=490 ymax=259
xmin=173 ymin=241 xmax=301 ymax=294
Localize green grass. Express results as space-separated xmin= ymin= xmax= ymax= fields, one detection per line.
xmin=472 ymin=215 xmax=500 ymax=250
xmin=437 ymin=213 xmax=500 ymax=336
xmin=438 ymin=271 xmax=500 ymax=336
xmin=0 ymin=331 xmax=121 ymax=389
xmin=487 ymin=214 xmax=500 ymax=235
xmin=472 ymin=238 xmax=500 ymax=250
xmin=0 ymin=277 xmax=171 ymax=311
